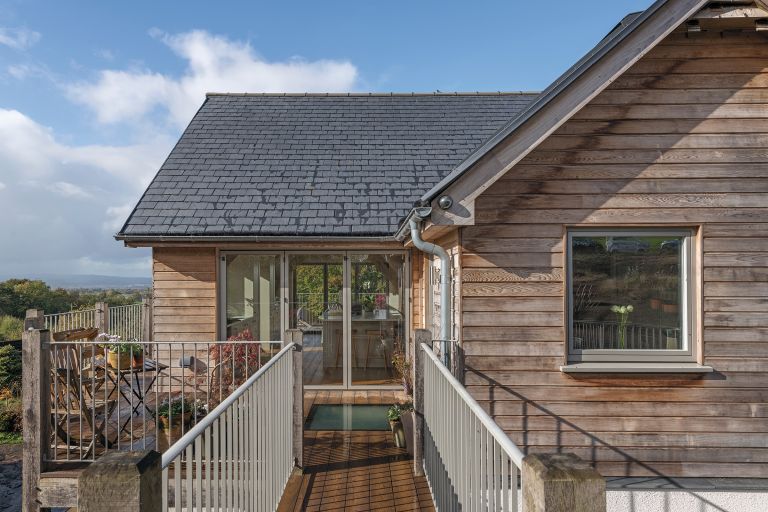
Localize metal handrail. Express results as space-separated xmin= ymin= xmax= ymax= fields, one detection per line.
xmin=161 ymin=341 xmax=296 ymax=468
xmin=421 ymin=342 xmax=524 ymax=468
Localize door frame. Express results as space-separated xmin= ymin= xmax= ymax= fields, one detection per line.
xmin=218 ymin=249 xmax=409 ymax=390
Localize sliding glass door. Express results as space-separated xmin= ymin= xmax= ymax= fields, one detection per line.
xmin=221 ymin=251 xmax=407 ymax=388
xmin=350 ymin=253 xmax=405 ymax=386
xmin=288 ymin=254 xmax=345 ymax=386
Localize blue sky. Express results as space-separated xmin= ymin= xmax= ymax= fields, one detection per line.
xmin=0 ymin=0 xmax=652 ymax=278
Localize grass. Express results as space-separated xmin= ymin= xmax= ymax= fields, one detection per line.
xmin=0 ymin=432 xmax=21 ymax=445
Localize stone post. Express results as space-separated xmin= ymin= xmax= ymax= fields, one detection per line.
xmin=78 ymin=450 xmax=161 ymax=512
xmin=522 ymin=453 xmax=605 ymax=512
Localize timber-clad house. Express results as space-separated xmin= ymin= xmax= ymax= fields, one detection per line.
xmin=118 ymin=0 xmax=768 ymax=495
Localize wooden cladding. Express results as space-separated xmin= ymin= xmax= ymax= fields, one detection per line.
xmin=462 ymin=30 xmax=768 ymax=478
xmin=152 ymin=248 xmax=217 ymax=342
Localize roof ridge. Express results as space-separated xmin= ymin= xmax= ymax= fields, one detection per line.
xmin=205 ymin=91 xmax=541 ymax=98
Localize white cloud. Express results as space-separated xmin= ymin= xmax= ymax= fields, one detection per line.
xmin=0 ymin=109 xmax=164 ymax=276
xmin=0 ymin=181 xmax=5 ymax=190
xmin=0 ymin=27 xmax=41 ymax=50
xmin=47 ymin=181 xmax=91 ymax=199
xmin=66 ymin=30 xmax=359 ymax=127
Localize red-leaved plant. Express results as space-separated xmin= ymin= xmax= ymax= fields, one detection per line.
xmin=208 ymin=329 xmax=262 ymax=407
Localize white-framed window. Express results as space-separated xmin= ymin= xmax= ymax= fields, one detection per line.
xmin=567 ymin=228 xmax=695 ymax=362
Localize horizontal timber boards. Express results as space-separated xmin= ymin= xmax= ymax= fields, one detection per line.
xmin=152 ymin=247 xmax=217 ymax=342
xmin=461 ymin=29 xmax=768 ymax=478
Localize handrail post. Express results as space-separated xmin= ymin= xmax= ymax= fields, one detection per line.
xmin=22 ymin=328 xmax=51 ymax=512
xmin=413 ymin=329 xmax=430 ymax=477
xmin=95 ymin=301 xmax=109 ymax=333
xmin=141 ymin=298 xmax=153 ymax=342
xmin=287 ymin=329 xmax=304 ymax=468
xmin=25 ymin=308 xmax=44 ymax=330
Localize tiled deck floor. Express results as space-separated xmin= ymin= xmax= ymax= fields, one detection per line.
xmin=278 ymin=391 xmax=435 ymax=512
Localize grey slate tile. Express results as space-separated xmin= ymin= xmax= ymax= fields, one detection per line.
xmin=119 ymin=92 xmax=538 ymax=237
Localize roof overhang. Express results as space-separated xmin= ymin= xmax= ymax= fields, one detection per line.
xmin=116 ymin=234 xmax=400 ymax=247
xmin=417 ymin=0 xmax=711 ymax=229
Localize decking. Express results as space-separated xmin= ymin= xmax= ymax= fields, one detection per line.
xmin=278 ymin=391 xmax=435 ymax=512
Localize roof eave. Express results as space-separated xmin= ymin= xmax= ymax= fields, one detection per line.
xmin=115 ymin=233 xmax=400 ymax=244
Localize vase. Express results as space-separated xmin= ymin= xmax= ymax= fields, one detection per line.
xmin=159 ymin=411 xmax=193 ymax=447
xmin=374 ymin=309 xmax=387 ymax=320
xmin=390 ymin=419 xmax=405 ymax=448
xmin=400 ymin=411 xmax=414 ymax=456
xmin=108 ymin=351 xmax=143 ymax=369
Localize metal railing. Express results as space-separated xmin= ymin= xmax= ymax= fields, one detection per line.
xmin=161 ymin=342 xmax=296 ymax=511
xmin=44 ymin=308 xmax=98 ymax=333
xmin=421 ymin=342 xmax=524 ymax=511
xmin=573 ymin=320 xmax=681 ymax=350
xmin=46 ymin=340 xmax=281 ymax=462
xmin=108 ymin=303 xmax=144 ymax=341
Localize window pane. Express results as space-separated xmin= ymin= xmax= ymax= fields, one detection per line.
xmin=571 ymin=235 xmax=685 ymax=351
xmin=225 ymin=254 xmax=281 ymax=341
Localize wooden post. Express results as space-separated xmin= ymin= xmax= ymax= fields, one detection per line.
xmin=142 ymin=298 xmax=153 ymax=342
xmin=22 ymin=328 xmax=51 ymax=512
xmin=25 ymin=308 xmax=44 ymax=330
xmin=95 ymin=301 xmax=109 ymax=332
xmin=522 ymin=453 xmax=605 ymax=512
xmin=286 ymin=329 xmax=304 ymax=468
xmin=413 ymin=329 xmax=431 ymax=477
xmin=78 ymin=450 xmax=161 ymax=512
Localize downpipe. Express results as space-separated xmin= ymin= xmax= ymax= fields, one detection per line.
xmin=409 ymin=214 xmax=452 ymax=366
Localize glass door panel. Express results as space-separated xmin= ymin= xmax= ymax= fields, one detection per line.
xmin=350 ymin=253 xmax=405 ymax=386
xmin=224 ymin=254 xmax=281 ymax=341
xmin=289 ymin=254 xmax=345 ymax=386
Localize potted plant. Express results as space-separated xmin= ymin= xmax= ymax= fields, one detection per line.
xmin=387 ymin=404 xmax=406 ymax=448
xmin=399 ymin=402 xmax=414 ymax=456
xmin=157 ymin=396 xmax=203 ymax=438
xmin=97 ymin=333 xmax=144 ymax=369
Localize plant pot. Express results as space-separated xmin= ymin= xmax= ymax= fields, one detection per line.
xmin=662 ymin=303 xmax=678 ymax=314
xmin=108 ymin=351 xmax=143 ymax=369
xmin=390 ymin=419 xmax=406 ymax=449
xmin=159 ymin=411 xmax=193 ymax=446
xmin=400 ymin=410 xmax=414 ymax=457
xmin=374 ymin=309 xmax=387 ymax=320
xmin=649 ymin=298 xmax=662 ymax=310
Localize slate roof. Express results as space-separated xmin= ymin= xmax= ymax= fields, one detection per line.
xmin=118 ymin=92 xmax=538 ymax=239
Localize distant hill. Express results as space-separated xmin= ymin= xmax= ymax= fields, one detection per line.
xmin=1 ymin=274 xmax=151 ymax=290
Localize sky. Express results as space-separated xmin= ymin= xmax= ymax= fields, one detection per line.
xmin=0 ymin=0 xmax=652 ymax=278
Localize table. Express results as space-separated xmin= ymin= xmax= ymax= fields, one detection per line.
xmin=101 ymin=358 xmax=169 ymax=441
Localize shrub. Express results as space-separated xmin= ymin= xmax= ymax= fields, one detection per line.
xmin=0 ymin=399 xmax=22 ymax=433
xmin=0 ymin=345 xmax=22 ymax=395
xmin=0 ymin=315 xmax=22 ymax=341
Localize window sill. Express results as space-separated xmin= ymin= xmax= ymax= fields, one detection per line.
xmin=560 ymin=362 xmax=713 ymax=374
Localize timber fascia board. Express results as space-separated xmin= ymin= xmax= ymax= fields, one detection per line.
xmin=426 ymin=0 xmax=710 ymax=227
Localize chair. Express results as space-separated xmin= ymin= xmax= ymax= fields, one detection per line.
xmin=49 ymin=329 xmax=118 ymax=458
